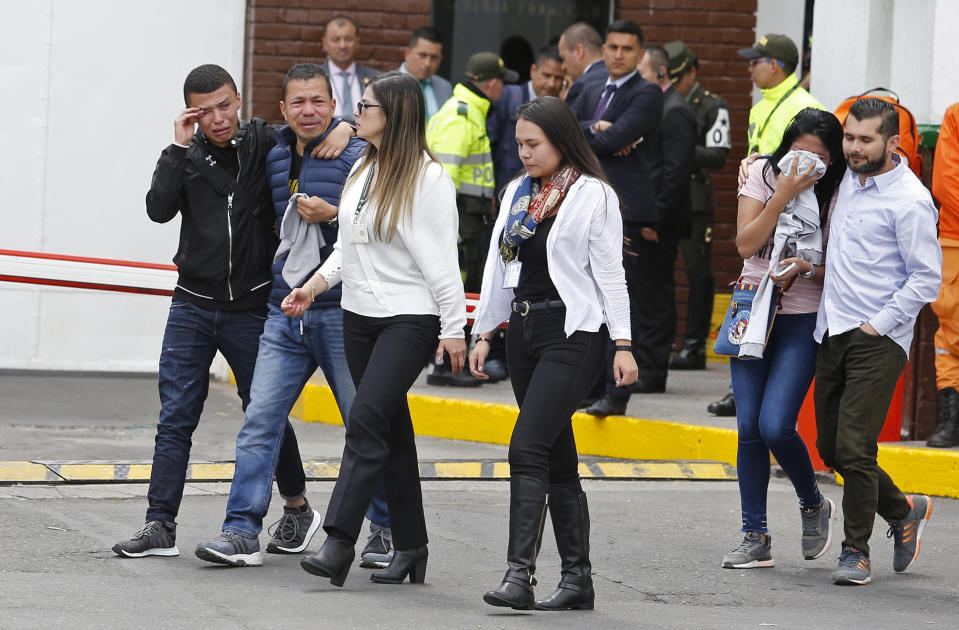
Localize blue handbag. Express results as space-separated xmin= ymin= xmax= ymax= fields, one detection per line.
xmin=713 ymin=279 xmax=788 ymax=357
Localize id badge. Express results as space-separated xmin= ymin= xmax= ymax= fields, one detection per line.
xmin=502 ymin=260 xmax=522 ymax=288
xmin=347 ymin=223 xmax=369 ymax=244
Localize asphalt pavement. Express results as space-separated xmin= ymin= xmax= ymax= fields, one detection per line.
xmin=1 ymin=371 xmax=958 ymax=629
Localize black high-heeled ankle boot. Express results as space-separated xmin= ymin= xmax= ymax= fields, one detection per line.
xmin=483 ymin=475 xmax=548 ymax=610
xmin=535 ymin=485 xmax=595 ymax=611
xmin=370 ymin=545 xmax=428 ymax=584
xmin=300 ymin=536 xmax=354 ymax=587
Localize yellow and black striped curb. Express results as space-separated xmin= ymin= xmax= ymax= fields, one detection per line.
xmin=0 ymin=459 xmax=737 ymax=484
xmin=290 ymin=384 xmax=959 ymax=500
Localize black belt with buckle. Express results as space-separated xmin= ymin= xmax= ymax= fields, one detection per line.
xmin=511 ymin=299 xmax=566 ymax=317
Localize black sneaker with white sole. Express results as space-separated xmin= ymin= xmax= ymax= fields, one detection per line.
xmin=112 ymin=520 xmax=179 ymax=558
xmin=194 ymin=532 xmax=263 ymax=567
xmin=359 ymin=523 xmax=392 ymax=568
xmin=266 ymin=503 xmax=321 ymax=554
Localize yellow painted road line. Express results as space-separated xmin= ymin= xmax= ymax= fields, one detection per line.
xmin=0 ymin=462 xmax=59 ymax=482
xmin=55 ymin=464 xmax=119 ymax=482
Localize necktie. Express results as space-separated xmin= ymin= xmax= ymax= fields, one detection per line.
xmin=340 ymin=71 xmax=352 ymax=116
xmin=420 ymin=79 xmax=438 ymax=119
xmin=592 ymin=84 xmax=617 ymax=120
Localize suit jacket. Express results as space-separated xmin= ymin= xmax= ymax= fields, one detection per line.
xmin=565 ymin=60 xmax=606 ymax=108
xmin=431 ymin=74 xmax=453 ymax=108
xmin=644 ymin=86 xmax=697 ymax=238
xmin=488 ymin=83 xmax=533 ymax=196
xmin=571 ymin=72 xmax=663 ymax=225
xmin=325 ymin=60 xmax=381 ymax=123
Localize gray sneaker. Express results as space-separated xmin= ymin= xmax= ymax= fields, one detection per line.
xmin=833 ymin=546 xmax=871 ymax=585
xmin=265 ymin=504 xmax=321 ymax=554
xmin=722 ymin=532 xmax=774 ymax=568
xmin=194 ymin=532 xmax=263 ymax=567
xmin=887 ymin=494 xmax=932 ymax=572
xmin=112 ymin=520 xmax=179 ymax=558
xmin=801 ymin=497 xmax=836 ymax=559
xmin=359 ymin=523 xmax=392 ymax=569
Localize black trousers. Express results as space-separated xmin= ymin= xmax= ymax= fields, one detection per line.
xmin=605 ymin=224 xmax=678 ymax=399
xmin=323 ymin=310 xmax=439 ymax=550
xmin=506 ymin=310 xmax=606 ymax=486
xmin=814 ymin=328 xmax=911 ymax=555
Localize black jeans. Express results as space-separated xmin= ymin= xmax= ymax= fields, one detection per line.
xmin=605 ymin=224 xmax=678 ymax=400
xmin=323 ymin=310 xmax=439 ymax=551
xmin=814 ymin=328 xmax=911 ymax=555
xmin=506 ymin=309 xmax=606 ymax=487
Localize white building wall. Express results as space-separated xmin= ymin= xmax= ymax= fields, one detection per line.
xmin=753 ymin=0 xmax=808 ymax=104
xmin=0 ymin=0 xmax=246 ymax=372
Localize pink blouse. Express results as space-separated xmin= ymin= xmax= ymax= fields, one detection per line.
xmin=737 ymin=159 xmax=834 ymax=315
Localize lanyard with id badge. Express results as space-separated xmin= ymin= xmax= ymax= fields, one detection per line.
xmin=348 ymin=159 xmax=376 ymax=244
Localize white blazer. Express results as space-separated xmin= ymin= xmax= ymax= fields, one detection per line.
xmin=317 ymin=156 xmax=467 ymax=339
xmin=472 ymin=174 xmax=631 ymax=340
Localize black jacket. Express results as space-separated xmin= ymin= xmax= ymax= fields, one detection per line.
xmin=146 ymin=119 xmax=277 ymax=309
xmin=572 ymin=71 xmax=663 ymax=225
xmin=565 ymin=60 xmax=606 ymax=109
xmin=644 ymin=86 xmax=697 ymax=238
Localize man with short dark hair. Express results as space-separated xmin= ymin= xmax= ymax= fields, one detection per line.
xmin=815 ymin=98 xmax=940 ymax=586
xmin=399 ymin=26 xmax=452 ymax=120
xmin=559 ymin=22 xmax=605 ymax=106
xmin=664 ymin=40 xmax=731 ymax=371
xmin=112 ymin=64 xmax=306 ymax=559
xmin=323 ymin=15 xmax=379 ymax=121
xmin=194 ymin=64 xmax=393 ymax=568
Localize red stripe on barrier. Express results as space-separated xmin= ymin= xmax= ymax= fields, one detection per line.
xmin=0 ymin=275 xmax=174 ymax=296
xmin=0 ymin=249 xmax=177 ymax=271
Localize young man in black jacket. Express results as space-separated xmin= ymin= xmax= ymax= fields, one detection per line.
xmin=112 ymin=65 xmax=310 ymax=558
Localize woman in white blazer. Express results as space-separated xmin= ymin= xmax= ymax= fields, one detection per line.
xmin=283 ymin=72 xmax=467 ymax=588
xmin=469 ymin=96 xmax=637 ymax=611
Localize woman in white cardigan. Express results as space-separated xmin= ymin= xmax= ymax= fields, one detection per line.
xmin=470 ymin=96 xmax=637 ymax=611
xmin=283 ymin=72 xmax=467 ymax=587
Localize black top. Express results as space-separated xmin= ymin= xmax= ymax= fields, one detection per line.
xmin=288 ymin=150 xmax=303 ymax=194
xmin=513 ymin=215 xmax=560 ymax=301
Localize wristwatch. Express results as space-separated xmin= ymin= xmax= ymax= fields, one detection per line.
xmin=800 ymin=263 xmax=816 ymax=280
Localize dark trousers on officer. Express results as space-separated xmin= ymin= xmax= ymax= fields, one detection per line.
xmin=678 ymin=210 xmax=714 ymax=344
xmin=814 ymin=329 xmax=911 ymax=555
xmin=323 ymin=310 xmax=439 ymax=551
xmin=506 ymin=308 xmax=606 ymax=484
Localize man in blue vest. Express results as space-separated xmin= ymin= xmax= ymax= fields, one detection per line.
xmin=194 ymin=64 xmax=392 ymax=569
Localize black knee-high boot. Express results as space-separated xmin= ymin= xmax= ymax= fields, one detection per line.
xmin=536 ymin=485 xmax=595 ymax=611
xmin=483 ymin=475 xmax=548 ymax=610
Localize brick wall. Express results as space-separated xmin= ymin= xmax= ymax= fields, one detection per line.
xmin=244 ymin=0 xmax=758 ymax=347
xmin=244 ymin=0 xmax=431 ymax=122
xmin=617 ymin=0 xmax=757 ymax=343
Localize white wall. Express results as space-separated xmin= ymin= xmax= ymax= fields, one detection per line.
xmin=0 ymin=0 xmax=246 ymax=371
xmin=752 ymin=0 xmax=808 ymax=104
xmin=811 ymin=0 xmax=959 ymax=124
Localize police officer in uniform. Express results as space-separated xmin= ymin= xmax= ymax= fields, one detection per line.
xmin=426 ymin=52 xmax=518 ymax=386
xmin=664 ymin=41 xmax=731 ymax=370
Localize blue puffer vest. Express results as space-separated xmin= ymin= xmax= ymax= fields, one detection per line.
xmin=265 ymin=121 xmax=366 ymax=309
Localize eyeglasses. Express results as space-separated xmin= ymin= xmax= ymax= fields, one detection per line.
xmin=356 ymin=101 xmax=382 ymax=115
xmin=749 ymin=57 xmax=786 ymax=69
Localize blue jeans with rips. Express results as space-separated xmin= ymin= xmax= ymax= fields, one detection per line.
xmin=223 ymin=304 xmax=390 ymax=537
xmin=729 ymin=312 xmax=823 ymax=533
xmin=146 ymin=300 xmax=304 ymax=523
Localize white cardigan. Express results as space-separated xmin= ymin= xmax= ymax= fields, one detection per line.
xmin=316 ymin=155 xmax=467 ymax=339
xmin=471 ymin=175 xmax=631 ymax=340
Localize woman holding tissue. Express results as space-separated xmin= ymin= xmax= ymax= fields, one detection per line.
xmin=282 ymin=72 xmax=467 ymax=587
xmin=469 ymin=97 xmax=636 ymax=611
xmin=722 ymin=108 xmax=846 ymax=570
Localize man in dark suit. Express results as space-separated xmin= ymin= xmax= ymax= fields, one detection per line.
xmin=322 ymin=15 xmax=380 ymax=122
xmin=559 ymin=22 xmax=606 ymax=107
xmin=570 ymin=20 xmax=665 ymax=414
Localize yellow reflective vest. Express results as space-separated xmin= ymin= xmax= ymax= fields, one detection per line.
xmin=426 ymin=84 xmax=495 ymax=198
xmin=747 ymin=75 xmax=824 ymax=155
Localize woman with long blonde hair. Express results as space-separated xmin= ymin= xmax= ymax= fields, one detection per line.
xmin=282 ymin=71 xmax=467 ymax=587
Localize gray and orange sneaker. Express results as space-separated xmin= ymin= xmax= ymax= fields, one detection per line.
xmin=833 ymin=546 xmax=871 ymax=585
xmin=722 ymin=532 xmax=774 ymax=569
xmin=887 ymin=494 xmax=932 ymax=573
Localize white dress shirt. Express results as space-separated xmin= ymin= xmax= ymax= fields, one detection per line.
xmin=317 ymin=155 xmax=467 ymax=339
xmin=815 ymin=157 xmax=941 ymax=354
xmin=330 ymin=61 xmax=363 ymax=119
xmin=471 ymin=175 xmax=631 ymax=340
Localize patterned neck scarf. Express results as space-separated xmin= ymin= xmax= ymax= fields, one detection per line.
xmin=499 ymin=166 xmax=580 ymax=263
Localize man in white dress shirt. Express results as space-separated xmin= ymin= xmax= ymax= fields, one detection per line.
xmin=322 ymin=15 xmax=380 ymax=122
xmin=814 ymin=98 xmax=940 ymax=587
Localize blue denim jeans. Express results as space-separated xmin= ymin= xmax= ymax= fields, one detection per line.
xmin=147 ymin=300 xmax=303 ymax=523
xmin=729 ymin=313 xmax=823 ymax=533
xmin=223 ymin=304 xmax=390 ymax=537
